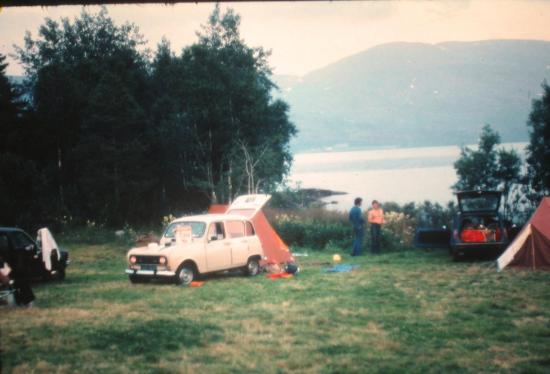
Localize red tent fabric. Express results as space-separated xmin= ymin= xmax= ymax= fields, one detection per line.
xmin=208 ymin=204 xmax=229 ymax=214
xmin=497 ymin=197 xmax=550 ymax=270
xmin=208 ymin=204 xmax=294 ymax=265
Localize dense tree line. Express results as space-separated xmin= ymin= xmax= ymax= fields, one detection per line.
xmin=0 ymin=6 xmax=296 ymax=228
xmin=453 ymin=125 xmax=523 ymax=219
xmin=525 ymin=82 xmax=550 ymax=201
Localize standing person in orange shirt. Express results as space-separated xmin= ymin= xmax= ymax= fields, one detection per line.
xmin=368 ymin=200 xmax=385 ymax=254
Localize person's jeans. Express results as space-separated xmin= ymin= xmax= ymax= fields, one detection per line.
xmin=352 ymin=227 xmax=364 ymax=256
xmin=371 ymin=224 xmax=381 ymax=254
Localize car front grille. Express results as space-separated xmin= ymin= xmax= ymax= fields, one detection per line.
xmin=135 ymin=256 xmax=160 ymax=264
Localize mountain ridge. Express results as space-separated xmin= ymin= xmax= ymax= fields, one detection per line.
xmin=274 ymin=39 xmax=550 ymax=151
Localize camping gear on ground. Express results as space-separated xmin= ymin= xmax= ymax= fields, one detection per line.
xmin=284 ymin=263 xmax=300 ymax=274
xmin=0 ymin=288 xmax=16 ymax=307
xmin=265 ymin=262 xmax=299 ymax=276
xmin=266 ymin=272 xmax=293 ymax=279
xmin=265 ymin=262 xmax=282 ymax=274
xmin=497 ymin=197 xmax=550 ymax=271
xmin=323 ymin=264 xmax=360 ymax=273
xmin=189 ymin=281 xmax=204 ymax=287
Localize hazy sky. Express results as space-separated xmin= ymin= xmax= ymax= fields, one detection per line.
xmin=1 ymin=1 xmax=550 ymax=76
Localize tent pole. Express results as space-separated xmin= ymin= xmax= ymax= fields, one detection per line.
xmin=531 ymin=235 xmax=536 ymax=271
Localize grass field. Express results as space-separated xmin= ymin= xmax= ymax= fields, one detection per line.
xmin=1 ymin=242 xmax=550 ymax=373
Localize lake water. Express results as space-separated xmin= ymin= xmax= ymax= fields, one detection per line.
xmin=289 ymin=143 xmax=527 ymax=210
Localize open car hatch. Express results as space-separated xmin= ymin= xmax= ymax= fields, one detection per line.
xmin=457 ymin=191 xmax=502 ymax=214
xmin=226 ymin=194 xmax=271 ymax=219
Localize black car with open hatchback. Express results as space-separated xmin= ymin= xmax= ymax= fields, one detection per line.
xmin=415 ymin=191 xmax=513 ymax=260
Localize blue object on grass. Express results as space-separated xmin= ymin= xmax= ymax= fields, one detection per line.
xmin=323 ymin=264 xmax=360 ymax=273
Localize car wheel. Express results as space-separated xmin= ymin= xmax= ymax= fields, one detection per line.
xmin=57 ymin=267 xmax=66 ymax=281
xmin=175 ymin=265 xmax=194 ymax=286
xmin=451 ymin=251 xmax=462 ymax=262
xmin=245 ymin=258 xmax=260 ymax=276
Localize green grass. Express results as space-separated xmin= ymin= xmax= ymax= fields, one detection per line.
xmin=1 ymin=242 xmax=550 ymax=373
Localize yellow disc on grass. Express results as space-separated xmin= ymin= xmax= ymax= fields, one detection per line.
xmin=332 ymin=254 xmax=342 ymax=263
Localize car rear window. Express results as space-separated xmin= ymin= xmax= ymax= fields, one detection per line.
xmin=226 ymin=221 xmax=245 ymax=238
xmin=459 ymin=195 xmax=500 ymax=212
xmin=245 ymin=222 xmax=255 ymax=236
xmin=11 ymin=231 xmax=34 ymax=249
xmin=164 ymin=222 xmax=206 ymax=238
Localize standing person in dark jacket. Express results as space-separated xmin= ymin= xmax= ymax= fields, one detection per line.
xmin=349 ymin=197 xmax=365 ymax=256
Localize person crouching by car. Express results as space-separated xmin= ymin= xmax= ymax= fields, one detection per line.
xmin=368 ymin=200 xmax=385 ymax=254
xmin=0 ymin=259 xmax=10 ymax=287
xmin=349 ymin=197 xmax=365 ymax=256
xmin=0 ymin=256 xmax=35 ymax=307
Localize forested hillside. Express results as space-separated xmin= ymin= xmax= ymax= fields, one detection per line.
xmin=0 ymin=6 xmax=296 ymax=228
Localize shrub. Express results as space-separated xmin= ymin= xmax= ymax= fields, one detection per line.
xmin=58 ymin=222 xmax=143 ymax=246
xmin=268 ymin=205 xmax=419 ymax=252
xmin=268 ymin=208 xmax=354 ymax=251
xmin=381 ymin=211 xmax=416 ymax=250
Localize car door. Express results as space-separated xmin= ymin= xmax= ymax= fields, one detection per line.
xmin=0 ymin=233 xmax=12 ymax=270
xmin=205 ymin=222 xmax=232 ymax=272
xmin=9 ymin=230 xmax=42 ymax=276
xmin=225 ymin=220 xmax=248 ymax=267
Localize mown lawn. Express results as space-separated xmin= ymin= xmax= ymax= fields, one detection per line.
xmin=1 ymin=242 xmax=550 ymax=373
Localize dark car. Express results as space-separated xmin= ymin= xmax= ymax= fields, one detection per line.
xmin=0 ymin=227 xmax=69 ymax=280
xmin=415 ymin=191 xmax=511 ymax=260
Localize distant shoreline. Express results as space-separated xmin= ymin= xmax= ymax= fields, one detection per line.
xmin=288 ymin=142 xmax=529 ymax=208
xmin=296 ymin=188 xmax=348 ymax=208
xmin=292 ymin=141 xmax=529 ymax=155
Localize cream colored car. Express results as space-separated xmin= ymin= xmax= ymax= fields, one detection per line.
xmin=125 ymin=214 xmax=264 ymax=285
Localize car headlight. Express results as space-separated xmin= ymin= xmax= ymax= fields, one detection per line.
xmin=159 ymin=256 xmax=167 ymax=265
xmin=129 ymin=255 xmax=137 ymax=264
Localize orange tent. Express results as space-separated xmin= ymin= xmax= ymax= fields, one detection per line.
xmin=208 ymin=204 xmax=294 ymax=265
xmin=497 ymin=197 xmax=550 ymax=270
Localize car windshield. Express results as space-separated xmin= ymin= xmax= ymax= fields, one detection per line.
xmin=459 ymin=194 xmax=500 ymax=212
xmin=164 ymin=221 xmax=206 ymax=239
